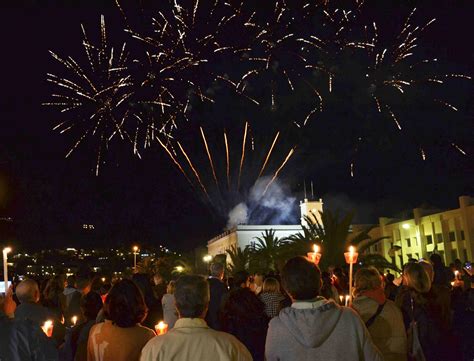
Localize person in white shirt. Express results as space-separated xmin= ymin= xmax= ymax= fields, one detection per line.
xmin=140 ymin=275 xmax=252 ymax=361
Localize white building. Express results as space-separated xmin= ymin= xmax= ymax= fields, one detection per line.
xmin=207 ymin=198 xmax=323 ymax=257
xmin=208 ymin=195 xmax=474 ymax=269
xmin=359 ymin=195 xmax=474 ymax=268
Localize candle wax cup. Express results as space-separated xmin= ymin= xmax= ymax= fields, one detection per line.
xmin=155 ymin=322 xmax=168 ymax=335
xmin=41 ymin=321 xmax=54 ymax=338
xmin=344 ymin=251 xmax=359 ymax=264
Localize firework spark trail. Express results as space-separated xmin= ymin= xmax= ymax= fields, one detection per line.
xmin=452 ymin=143 xmax=467 ymax=155
xmin=420 ymin=147 xmax=426 ymax=160
xmin=177 ymin=141 xmax=210 ymax=201
xmin=435 ymin=99 xmax=458 ymax=112
xmin=386 ymin=106 xmax=402 ymax=130
xmin=258 ymin=131 xmax=280 ymax=178
xmin=200 ymin=126 xmax=219 ymax=188
xmin=156 ymin=137 xmax=194 ymax=187
xmin=262 ymin=147 xmax=296 ymax=196
xmin=224 ymin=130 xmax=231 ymax=190
xmin=237 ymin=121 xmax=248 ymax=189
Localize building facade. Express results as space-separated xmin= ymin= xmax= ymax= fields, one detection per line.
xmin=207 ymin=198 xmax=323 ymax=258
xmin=208 ymin=195 xmax=474 ymax=270
xmin=361 ymin=195 xmax=474 ymax=269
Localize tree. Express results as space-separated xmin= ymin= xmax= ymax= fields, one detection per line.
xmin=286 ymin=211 xmax=394 ymax=271
xmin=286 ymin=211 xmax=354 ymax=268
xmin=253 ymin=229 xmax=288 ymax=273
xmin=226 ymin=245 xmax=251 ymax=275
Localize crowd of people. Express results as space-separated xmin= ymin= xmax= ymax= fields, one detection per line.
xmin=0 ymin=253 xmax=473 ymax=361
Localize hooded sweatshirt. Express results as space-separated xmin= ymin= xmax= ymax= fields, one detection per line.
xmin=265 ymin=297 xmax=383 ymax=361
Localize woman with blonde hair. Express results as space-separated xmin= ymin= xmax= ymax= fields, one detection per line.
xmin=162 ymin=280 xmax=178 ymax=329
xmin=352 ymin=267 xmax=407 ymax=361
xmin=258 ymin=277 xmax=285 ymax=318
xmin=396 ymin=262 xmax=445 ymax=361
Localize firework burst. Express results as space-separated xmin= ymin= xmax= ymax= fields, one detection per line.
xmin=45 ymin=16 xmax=136 ymax=175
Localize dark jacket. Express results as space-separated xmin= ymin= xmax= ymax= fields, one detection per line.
xmin=15 ymin=302 xmax=66 ymax=347
xmin=15 ymin=302 xmax=54 ymax=325
xmin=221 ymin=288 xmax=269 ymax=361
xmin=396 ymin=287 xmax=457 ymax=361
xmin=0 ymin=314 xmax=58 ymax=361
xmin=205 ymin=277 xmax=228 ymax=330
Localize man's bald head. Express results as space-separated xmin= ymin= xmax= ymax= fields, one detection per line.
xmin=16 ymin=279 xmax=40 ymax=304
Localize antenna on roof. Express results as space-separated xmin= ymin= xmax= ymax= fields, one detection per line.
xmin=311 ymin=181 xmax=314 ymax=199
xmin=303 ymin=180 xmax=307 ymax=199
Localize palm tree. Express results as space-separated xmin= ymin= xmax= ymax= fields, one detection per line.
xmin=350 ymin=230 xmax=400 ymax=272
xmin=286 ymin=211 xmax=354 ymax=268
xmin=253 ymin=229 xmax=288 ymax=273
xmin=226 ymin=245 xmax=251 ymax=275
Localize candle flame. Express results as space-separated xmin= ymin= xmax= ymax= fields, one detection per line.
xmin=157 ymin=321 xmax=166 ymax=330
xmin=349 ymin=246 xmax=355 ymax=254
xmin=313 ymin=244 xmax=320 ymax=253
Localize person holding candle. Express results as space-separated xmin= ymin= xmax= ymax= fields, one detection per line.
xmin=140 ymin=275 xmax=252 ymax=361
xmin=15 ymin=279 xmax=56 ymax=326
xmin=0 ymin=285 xmax=58 ymax=361
xmin=87 ymin=280 xmax=155 ymax=361
xmin=61 ymin=291 xmax=103 ymax=361
xmin=352 ymin=267 xmax=407 ymax=361
xmin=265 ymin=256 xmax=383 ymax=361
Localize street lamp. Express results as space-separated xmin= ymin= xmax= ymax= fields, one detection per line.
xmin=203 ymin=255 xmax=212 ymax=275
xmin=133 ymin=246 xmax=139 ymax=271
xmin=3 ymin=247 xmax=12 ymax=293
xmin=402 ymin=223 xmax=410 ymax=230
xmin=175 ymin=266 xmax=184 ymax=273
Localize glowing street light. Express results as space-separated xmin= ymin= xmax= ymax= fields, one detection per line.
xmin=175 ymin=266 xmax=184 ymax=273
xmin=133 ymin=246 xmax=139 ymax=271
xmin=3 ymin=247 xmax=11 ymax=294
xmin=402 ymin=223 xmax=410 ymax=230
xmin=203 ymin=255 xmax=212 ymax=263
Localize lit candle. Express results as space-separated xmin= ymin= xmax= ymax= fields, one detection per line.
xmin=450 ymin=281 xmax=455 ymax=287
xmin=345 ymin=295 xmax=350 ymax=307
xmin=339 ymin=295 xmax=344 ymax=305
xmin=307 ymin=244 xmax=322 ymax=265
xmin=155 ymin=321 xmax=168 ymax=335
xmin=71 ymin=316 xmax=78 ymax=326
xmin=344 ymin=246 xmax=359 ymax=307
xmin=3 ymin=247 xmax=11 ymax=294
xmin=454 ymin=270 xmax=460 ymax=280
xmin=41 ymin=320 xmax=54 ymax=338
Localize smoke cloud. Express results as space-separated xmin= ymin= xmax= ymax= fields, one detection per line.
xmin=226 ymin=203 xmax=248 ymax=229
xmin=226 ymin=177 xmax=296 ymax=228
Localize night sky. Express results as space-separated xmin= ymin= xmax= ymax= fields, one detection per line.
xmin=0 ymin=0 xmax=472 ymax=252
